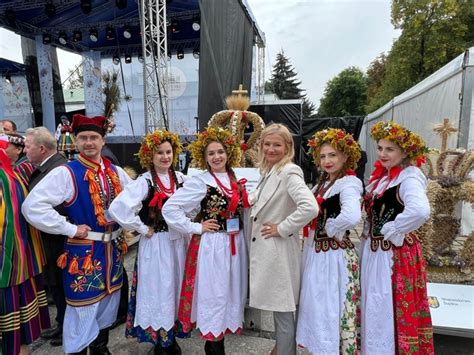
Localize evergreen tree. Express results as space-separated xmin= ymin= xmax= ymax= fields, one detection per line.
xmin=267 ymin=50 xmax=316 ymax=117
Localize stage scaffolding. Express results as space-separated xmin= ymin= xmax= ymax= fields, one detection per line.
xmin=139 ymin=0 xmax=169 ymax=132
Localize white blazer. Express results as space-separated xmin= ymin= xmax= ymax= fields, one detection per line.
xmin=248 ymin=163 xmax=318 ymax=312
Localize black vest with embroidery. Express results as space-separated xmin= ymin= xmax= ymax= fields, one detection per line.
xmin=366 ymin=184 xmax=418 ymax=251
xmin=138 ymin=177 xmax=182 ymax=232
xmin=314 ymin=193 xmax=354 ymax=253
xmin=198 ymin=185 xmax=244 ymax=231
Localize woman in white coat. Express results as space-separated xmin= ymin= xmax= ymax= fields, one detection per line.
xmin=162 ymin=127 xmax=249 ymax=355
xmin=109 ymin=129 xmax=188 ymax=355
xmin=296 ymin=128 xmax=363 ymax=355
xmin=248 ymin=123 xmax=318 ymax=355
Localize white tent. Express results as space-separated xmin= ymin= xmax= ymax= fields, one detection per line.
xmin=360 ymin=47 xmax=474 ymax=178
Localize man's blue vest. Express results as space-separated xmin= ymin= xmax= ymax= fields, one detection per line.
xmin=62 ymin=157 xmax=124 ymax=306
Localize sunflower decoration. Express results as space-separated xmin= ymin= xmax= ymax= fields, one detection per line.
xmin=308 ymin=128 xmax=361 ymax=170
xmin=189 ymin=126 xmax=241 ymax=170
xmin=370 ymin=121 xmax=429 ymax=166
xmin=137 ymin=129 xmax=182 ymax=169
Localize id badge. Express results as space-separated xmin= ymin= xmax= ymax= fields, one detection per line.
xmin=226 ymin=218 xmax=240 ymax=233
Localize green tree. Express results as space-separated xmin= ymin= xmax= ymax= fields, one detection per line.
xmin=367 ymin=0 xmax=474 ymax=113
xmin=64 ymin=66 xmax=83 ymax=90
xmin=267 ymin=50 xmax=316 ymax=117
xmin=317 ymin=67 xmax=368 ymax=117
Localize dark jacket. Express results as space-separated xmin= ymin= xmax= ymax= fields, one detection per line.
xmin=29 ymin=152 xmax=68 ymax=285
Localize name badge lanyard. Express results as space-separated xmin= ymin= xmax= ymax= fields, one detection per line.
xmin=210 ymin=171 xmax=241 ymax=256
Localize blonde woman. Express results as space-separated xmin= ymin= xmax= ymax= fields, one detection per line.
xmin=248 ymin=123 xmax=318 ymax=355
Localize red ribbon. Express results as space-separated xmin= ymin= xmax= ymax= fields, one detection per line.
xmin=369 ymin=160 xmax=402 ymax=185
xmin=148 ymin=190 xmax=167 ymax=209
xmin=229 ymin=232 xmax=237 ymax=255
xmin=238 ymin=178 xmax=250 ymax=208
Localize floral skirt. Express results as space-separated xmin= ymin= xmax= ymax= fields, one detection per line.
xmin=360 ymin=238 xmax=434 ymax=355
xmin=0 ymin=275 xmax=51 ymax=355
xmin=125 ymin=254 xmax=189 ymax=347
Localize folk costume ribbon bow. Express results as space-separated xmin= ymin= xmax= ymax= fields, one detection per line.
xmin=148 ymin=190 xmax=168 ymax=209
xmin=369 ymin=160 xmax=402 ymax=185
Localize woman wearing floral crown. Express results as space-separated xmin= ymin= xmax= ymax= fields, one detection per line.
xmin=360 ymin=121 xmax=434 ymax=354
xmin=109 ymin=129 xmax=188 ymax=355
xmin=296 ymin=128 xmax=362 ymax=354
xmin=162 ymin=127 xmax=249 ymax=355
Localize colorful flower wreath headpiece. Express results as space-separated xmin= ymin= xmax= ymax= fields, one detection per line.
xmin=189 ymin=126 xmax=241 ymax=170
xmin=308 ymin=128 xmax=361 ymax=170
xmin=137 ymin=129 xmax=182 ymax=169
xmin=370 ymin=121 xmax=429 ymax=165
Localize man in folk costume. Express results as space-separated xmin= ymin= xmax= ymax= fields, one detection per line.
xmin=22 ymin=114 xmax=132 ymax=355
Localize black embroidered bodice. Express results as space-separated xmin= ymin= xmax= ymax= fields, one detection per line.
xmin=313 ymin=193 xmax=354 ymax=253
xmin=138 ymin=177 xmax=182 ymax=232
xmin=198 ymin=185 xmax=244 ymax=231
xmin=365 ymin=184 xmax=417 ymax=251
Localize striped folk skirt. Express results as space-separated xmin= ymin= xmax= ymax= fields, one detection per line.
xmin=0 ymin=274 xmax=51 ymax=355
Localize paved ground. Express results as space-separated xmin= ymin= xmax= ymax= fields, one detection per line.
xmin=31 ymin=241 xmax=474 ymax=354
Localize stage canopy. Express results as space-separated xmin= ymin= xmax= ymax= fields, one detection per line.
xmin=0 ymin=0 xmax=264 ymax=57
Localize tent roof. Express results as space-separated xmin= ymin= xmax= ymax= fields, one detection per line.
xmin=0 ymin=0 xmax=264 ymax=57
xmin=367 ymin=47 xmax=474 ymax=120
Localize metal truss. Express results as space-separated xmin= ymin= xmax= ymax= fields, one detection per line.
xmin=139 ymin=0 xmax=169 ymax=132
xmin=256 ymin=36 xmax=265 ymax=103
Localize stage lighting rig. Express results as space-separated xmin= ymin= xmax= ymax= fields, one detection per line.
xmin=193 ymin=47 xmax=200 ymax=59
xmin=177 ymin=49 xmax=184 ymax=60
xmin=116 ymin=0 xmax=127 ymax=9
xmin=123 ymin=25 xmax=132 ymax=39
xmin=5 ymin=74 xmax=12 ymax=84
xmin=106 ymin=27 xmax=115 ymax=41
xmin=58 ymin=32 xmax=68 ymax=45
xmin=138 ymin=54 xmax=144 ymax=63
xmin=42 ymin=33 xmax=52 ymax=44
xmin=170 ymin=20 xmax=180 ymax=34
xmin=192 ymin=17 xmax=200 ymax=31
xmin=112 ymin=56 xmax=120 ymax=65
xmin=125 ymin=54 xmax=132 ymax=64
xmin=81 ymin=0 xmax=92 ymax=14
xmin=73 ymin=30 xmax=82 ymax=42
xmin=89 ymin=28 xmax=98 ymax=42
xmin=45 ymin=3 xmax=56 ymax=18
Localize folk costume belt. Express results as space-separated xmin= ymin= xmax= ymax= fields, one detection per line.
xmin=75 ymin=229 xmax=121 ymax=242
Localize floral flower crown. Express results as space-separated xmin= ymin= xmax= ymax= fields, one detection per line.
xmin=189 ymin=126 xmax=241 ymax=170
xmin=137 ymin=129 xmax=182 ymax=169
xmin=370 ymin=121 xmax=429 ymax=164
xmin=308 ymin=128 xmax=361 ymax=170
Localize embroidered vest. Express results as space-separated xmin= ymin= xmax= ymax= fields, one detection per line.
xmin=61 ymin=160 xmax=123 ymax=306
xmin=313 ymin=193 xmax=354 ymax=253
xmin=366 ymin=184 xmax=418 ymax=251
xmin=138 ymin=177 xmax=182 ymax=233
xmin=198 ymin=185 xmax=244 ymax=231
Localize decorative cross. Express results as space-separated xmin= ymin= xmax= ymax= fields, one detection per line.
xmin=232 ymin=84 xmax=248 ymax=98
xmin=433 ymin=118 xmax=458 ymax=152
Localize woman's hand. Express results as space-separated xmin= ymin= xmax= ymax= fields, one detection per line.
xmin=145 ymin=226 xmax=154 ymax=238
xmin=201 ymin=219 xmax=220 ymax=233
xmin=261 ymin=223 xmax=280 ymax=239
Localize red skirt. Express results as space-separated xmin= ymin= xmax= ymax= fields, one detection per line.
xmin=0 ymin=274 xmax=51 ymax=355
xmin=392 ymin=241 xmax=434 ymax=354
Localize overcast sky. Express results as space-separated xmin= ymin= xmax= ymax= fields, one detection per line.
xmin=0 ymin=0 xmax=399 ymax=107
